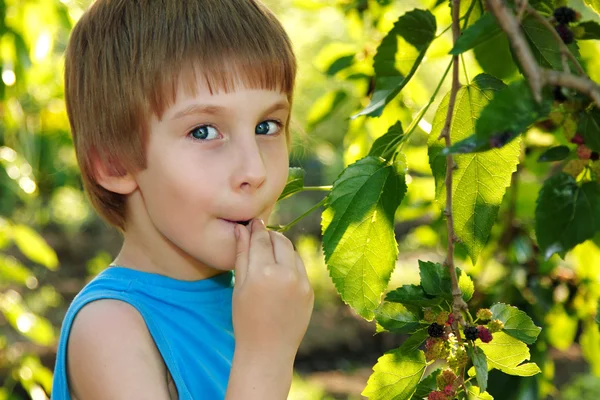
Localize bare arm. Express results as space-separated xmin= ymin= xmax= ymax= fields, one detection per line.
xmin=67 ymin=299 xmax=173 ymax=400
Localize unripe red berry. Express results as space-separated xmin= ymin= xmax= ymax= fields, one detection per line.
xmin=578 ymin=144 xmax=592 ymax=160
xmin=478 ymin=326 xmax=493 ymax=343
xmin=570 ymin=133 xmax=585 ymax=145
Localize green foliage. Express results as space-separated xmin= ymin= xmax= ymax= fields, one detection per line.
xmin=478 ymin=332 xmax=542 ymax=376
xmin=470 ymin=346 xmax=489 ymax=393
xmin=537 ymin=145 xmax=570 ymax=162
xmin=585 ymin=0 xmax=600 ymax=14
xmin=579 ymin=108 xmax=600 ymax=153
xmin=490 ymin=303 xmax=542 ymax=345
xmin=278 ymin=168 xmax=306 ymax=201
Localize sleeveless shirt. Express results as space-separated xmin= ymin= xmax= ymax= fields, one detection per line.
xmin=51 ymin=266 xmax=236 ymax=399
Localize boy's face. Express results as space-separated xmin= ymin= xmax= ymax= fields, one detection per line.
xmin=127 ymin=77 xmax=290 ymax=277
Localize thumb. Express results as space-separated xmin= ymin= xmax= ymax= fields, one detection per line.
xmin=233 ymin=224 xmax=250 ymax=287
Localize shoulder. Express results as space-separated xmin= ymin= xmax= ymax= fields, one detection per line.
xmin=67 ymin=299 xmax=172 ymax=399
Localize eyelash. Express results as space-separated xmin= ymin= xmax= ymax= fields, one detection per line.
xmin=186 ymin=119 xmax=284 ymax=142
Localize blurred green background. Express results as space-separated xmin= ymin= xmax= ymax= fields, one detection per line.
xmin=1 ymin=0 xmax=600 ymax=399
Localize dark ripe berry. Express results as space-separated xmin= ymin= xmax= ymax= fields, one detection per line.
xmin=592 ymin=152 xmax=599 ymax=161
xmin=553 ymin=86 xmax=568 ymax=102
xmin=571 ymin=133 xmax=585 ymax=145
xmin=464 ymin=325 xmax=479 ymax=341
xmin=556 ymin=24 xmax=575 ymax=45
xmin=489 ymin=130 xmax=513 ymax=148
xmin=428 ymin=322 xmax=445 ymax=338
xmin=478 ymin=326 xmax=493 ymax=343
xmin=554 ymin=6 xmax=577 ymax=25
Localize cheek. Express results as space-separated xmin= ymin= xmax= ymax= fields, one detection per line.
xmin=265 ymin=141 xmax=289 ymax=193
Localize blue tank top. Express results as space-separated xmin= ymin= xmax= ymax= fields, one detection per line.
xmin=51 ymin=266 xmax=235 ymax=399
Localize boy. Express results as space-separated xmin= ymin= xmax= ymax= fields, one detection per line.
xmin=51 ymin=0 xmax=314 ymax=399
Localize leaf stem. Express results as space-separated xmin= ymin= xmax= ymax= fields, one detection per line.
xmin=301 ymin=185 xmax=332 ymax=192
xmin=460 ymin=54 xmax=470 ymax=85
xmin=268 ymin=197 xmax=327 ymax=233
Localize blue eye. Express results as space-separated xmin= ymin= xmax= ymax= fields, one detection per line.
xmin=189 ymin=125 xmax=219 ymax=140
xmin=255 ymin=120 xmax=281 ymax=135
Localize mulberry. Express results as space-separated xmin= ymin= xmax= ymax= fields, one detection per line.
xmin=436 ymin=369 xmax=457 ymax=389
xmin=555 ymin=24 xmax=575 ymax=45
xmin=428 ymin=391 xmax=449 ymax=400
xmin=554 ymin=7 xmax=577 ymax=25
xmin=487 ymin=319 xmax=504 ymax=333
xmin=436 ymin=311 xmax=450 ymax=326
xmin=425 ymin=338 xmax=448 ymax=361
xmin=553 ymin=86 xmax=568 ymax=102
xmin=428 ymin=323 xmax=445 ymax=338
xmin=570 ymin=133 xmax=585 ymax=145
xmin=464 ymin=326 xmax=479 ymax=341
xmin=424 ymin=309 xmax=436 ymax=323
xmin=478 ymin=326 xmax=493 ymax=343
xmin=592 ymin=152 xmax=599 ymax=161
xmin=476 ymin=308 xmax=493 ymax=321
xmin=578 ymin=144 xmax=592 ymax=160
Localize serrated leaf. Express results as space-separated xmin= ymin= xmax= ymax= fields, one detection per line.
xmin=353 ymin=9 xmax=436 ymax=118
xmin=467 ymin=384 xmax=494 ymax=400
xmin=278 ymin=168 xmax=306 ymax=201
xmin=584 ymin=0 xmax=600 ymax=15
xmin=428 ymin=74 xmax=521 ymax=263
xmin=399 ymin=328 xmax=429 ymax=354
xmin=362 ymin=348 xmax=426 ymax=400
xmin=580 ymin=321 xmax=600 ymax=376
xmin=369 ymin=121 xmax=405 ymax=160
xmin=578 ymin=21 xmax=600 ymax=40
xmin=322 ymin=156 xmax=407 ymax=320
xmin=490 ymin=303 xmax=542 ymax=345
xmin=411 ymin=370 xmax=441 ymax=399
xmin=419 ymin=260 xmax=473 ymax=302
xmin=578 ymin=108 xmax=600 ymax=153
xmin=12 ymin=225 xmax=58 ymax=270
xmin=538 ymin=145 xmax=570 ymax=162
xmin=385 ymin=284 xmax=443 ymax=307
xmin=470 ymin=346 xmax=489 ymax=393
xmin=478 ymin=332 xmax=541 ymax=376
xmin=535 ymin=173 xmax=600 ymax=259
xmin=375 ymin=302 xmax=423 ymax=334
xmin=450 ymin=13 xmax=502 ymax=55
xmin=521 ymin=15 xmax=581 ymax=71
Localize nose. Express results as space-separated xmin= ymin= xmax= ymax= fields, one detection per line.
xmin=231 ymin=136 xmax=267 ymax=192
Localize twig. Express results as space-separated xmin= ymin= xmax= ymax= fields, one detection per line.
xmin=523 ymin=3 xmax=585 ymax=76
xmin=516 ymin=0 xmax=528 ymax=22
xmin=545 ymin=69 xmax=600 ymax=108
xmin=441 ymin=0 xmax=468 ymax=325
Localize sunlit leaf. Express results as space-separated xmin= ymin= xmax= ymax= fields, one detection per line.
xmin=399 ymin=328 xmax=429 ymax=354
xmin=12 ymin=225 xmax=59 ymax=270
xmin=362 ymin=348 xmax=426 ymax=400
xmin=578 ymin=21 xmax=600 ymax=40
xmin=584 ymin=0 xmax=600 ymax=15
xmin=322 ymin=156 xmax=407 ymax=320
xmin=490 ymin=303 xmax=542 ymax=345
xmin=419 ymin=260 xmax=473 ymax=302
xmin=326 ymin=54 xmax=355 ymax=75
xmin=467 ymin=384 xmax=494 ymax=399
xmin=0 ymin=255 xmax=33 ymax=286
xmin=375 ymin=302 xmax=423 ymax=334
xmin=470 ymin=346 xmax=489 ymax=393
xmin=580 ymin=321 xmax=600 ymax=376
xmin=450 ymin=13 xmax=502 ymax=55
xmin=385 ymin=284 xmax=443 ymax=307
xmin=0 ymin=292 xmax=55 ymax=346
xmin=546 ymin=304 xmax=578 ymax=350
xmin=578 ymin=108 xmax=600 ymax=153
xmin=478 ymin=332 xmax=541 ymax=376
xmin=369 ymin=121 xmax=405 ymax=161
xmin=474 ymin=31 xmax=518 ymax=80
xmin=411 ymin=369 xmax=440 ymax=399
xmin=353 ymin=9 xmax=436 ymax=118
xmin=307 ymin=90 xmax=348 ymax=128
xmin=278 ymin=168 xmax=306 ymax=201
xmin=537 ymin=145 xmax=570 ymax=162
xmin=535 ymin=173 xmax=600 ymax=259
xmin=429 ymin=74 xmax=521 ymax=263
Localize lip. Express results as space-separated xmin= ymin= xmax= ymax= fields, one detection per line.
xmin=220 ymin=218 xmax=252 ymax=226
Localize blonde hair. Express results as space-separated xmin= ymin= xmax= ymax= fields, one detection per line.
xmin=65 ymin=0 xmax=297 ymax=231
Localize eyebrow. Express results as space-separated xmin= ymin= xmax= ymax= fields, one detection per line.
xmin=170 ymin=100 xmax=290 ymax=121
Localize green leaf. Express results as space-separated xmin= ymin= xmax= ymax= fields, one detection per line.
xmin=428 ymin=74 xmax=521 ymax=263
xmin=596 ymin=299 xmax=600 ymax=327
xmin=0 ymin=292 xmax=56 ymax=346
xmin=490 ymin=303 xmax=542 ymax=345
xmin=375 ymin=302 xmax=423 ymax=334
xmin=467 ymin=384 xmax=494 ymax=400
xmin=578 ymin=21 xmax=600 ymax=40
xmin=322 ymin=156 xmax=407 ymax=320
xmin=578 ymin=108 xmax=600 ymax=153
xmin=546 ymin=304 xmax=578 ymax=350
xmin=385 ymin=284 xmax=443 ymax=307
xmin=580 ymin=321 xmax=600 ymax=376
xmin=521 ymin=15 xmax=581 ymax=71
xmin=399 ymin=328 xmax=429 ymax=354
xmin=411 ymin=370 xmax=441 ymax=399
xmin=450 ymin=13 xmax=502 ymax=55
xmin=307 ymin=90 xmax=348 ymax=128
xmin=278 ymin=168 xmax=306 ymax=201
xmin=418 ymin=261 xmax=474 ymax=302
xmin=535 ymin=174 xmax=600 ymax=259
xmin=474 ymin=31 xmax=518 ymax=80
xmin=478 ymin=332 xmax=542 ymax=376
xmin=326 ymin=54 xmax=355 ymax=75
xmin=353 ymin=9 xmax=436 ymax=118
xmin=469 ymin=346 xmax=489 ymax=393
xmin=362 ymin=348 xmax=426 ymax=400
xmin=369 ymin=121 xmax=405 ymax=160
xmin=584 ymin=0 xmax=600 ymax=15
xmin=0 ymin=255 xmax=33 ymax=286
xmin=537 ymin=145 xmax=570 ymax=162
xmin=12 ymin=225 xmax=58 ymax=270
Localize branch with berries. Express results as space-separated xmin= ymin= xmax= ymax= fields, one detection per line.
xmin=486 ymin=0 xmax=600 ymax=108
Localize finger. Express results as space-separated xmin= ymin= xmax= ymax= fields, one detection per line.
xmin=268 ymin=231 xmax=295 ymax=268
xmin=248 ymin=219 xmax=276 ymax=267
xmin=234 ymin=224 xmax=250 ymax=286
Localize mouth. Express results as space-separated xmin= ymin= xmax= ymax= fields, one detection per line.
xmin=222 ymin=219 xmax=251 ymax=226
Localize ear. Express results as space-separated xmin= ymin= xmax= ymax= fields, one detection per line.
xmin=91 ymin=151 xmax=138 ymax=195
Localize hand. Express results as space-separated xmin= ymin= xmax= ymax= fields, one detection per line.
xmin=232 ymin=219 xmax=314 ymax=360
